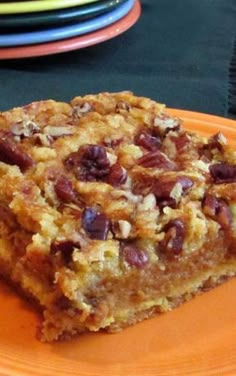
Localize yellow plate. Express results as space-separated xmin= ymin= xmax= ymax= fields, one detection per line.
xmin=0 ymin=0 xmax=100 ymax=14
xmin=0 ymin=110 xmax=236 ymax=375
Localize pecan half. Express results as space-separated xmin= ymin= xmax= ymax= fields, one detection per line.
xmin=121 ymin=244 xmax=149 ymax=268
xmin=65 ymin=145 xmax=110 ymax=182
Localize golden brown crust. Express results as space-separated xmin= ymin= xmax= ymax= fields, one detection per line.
xmin=0 ymin=92 xmax=236 ymax=341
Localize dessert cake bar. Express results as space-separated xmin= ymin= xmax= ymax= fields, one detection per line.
xmin=0 ymin=91 xmax=236 ymax=341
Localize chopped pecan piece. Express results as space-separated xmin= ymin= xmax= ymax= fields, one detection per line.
xmin=134 ymin=130 xmax=161 ymax=151
xmin=82 ymin=208 xmax=110 ymax=240
xmin=51 ymin=240 xmax=79 ymax=254
xmin=209 ymin=163 xmax=236 ymax=184
xmin=33 ymin=133 xmax=53 ymax=147
xmin=200 ymin=133 xmax=227 ymax=160
xmin=132 ymin=174 xmax=157 ymax=196
xmin=107 ymin=163 xmax=127 ymax=186
xmin=51 ymin=240 xmax=80 ymax=263
xmin=73 ymin=102 xmax=93 ymax=118
xmin=169 ymin=133 xmax=190 ymax=152
xmin=209 ymin=132 xmax=227 ymax=149
xmin=202 ymin=194 xmax=218 ymax=217
xmin=153 ymin=176 xmax=193 ymax=209
xmin=137 ymin=150 xmax=177 ymax=170
xmin=118 ymin=220 xmax=132 ymax=239
xmin=202 ymin=194 xmax=232 ymax=229
xmin=54 ymin=176 xmax=77 ymax=203
xmin=43 ymin=126 xmax=73 ymax=138
xmin=0 ymin=132 xmax=34 ymax=171
xmin=11 ymin=120 xmax=39 ymax=138
xmin=121 ymin=244 xmax=149 ymax=268
xmin=132 ymin=174 xmax=193 ymax=206
xmin=116 ymin=101 xmax=131 ymax=111
xmin=217 ymin=201 xmax=232 ymax=229
xmin=154 ymin=114 xmax=181 ymax=135
xmin=161 ymin=218 xmax=185 ymax=256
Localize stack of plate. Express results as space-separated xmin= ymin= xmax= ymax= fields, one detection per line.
xmin=0 ymin=0 xmax=141 ymax=59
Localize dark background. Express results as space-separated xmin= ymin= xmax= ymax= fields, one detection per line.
xmin=0 ymin=0 xmax=235 ymax=118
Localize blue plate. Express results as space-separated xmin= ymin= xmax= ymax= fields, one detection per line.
xmin=0 ymin=0 xmax=127 ymax=30
xmin=0 ymin=0 xmax=134 ymax=47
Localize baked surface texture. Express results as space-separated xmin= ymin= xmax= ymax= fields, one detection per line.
xmin=0 ymin=92 xmax=236 ymax=341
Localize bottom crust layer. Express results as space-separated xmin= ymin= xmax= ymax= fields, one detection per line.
xmin=41 ymin=263 xmax=236 ymax=341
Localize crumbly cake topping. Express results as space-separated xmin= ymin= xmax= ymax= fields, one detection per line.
xmin=0 ymin=92 xmax=236 ymax=309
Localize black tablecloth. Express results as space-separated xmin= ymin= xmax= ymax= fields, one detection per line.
xmin=0 ymin=0 xmax=235 ymax=118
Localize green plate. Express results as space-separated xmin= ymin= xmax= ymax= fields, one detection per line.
xmin=0 ymin=0 xmax=126 ymax=30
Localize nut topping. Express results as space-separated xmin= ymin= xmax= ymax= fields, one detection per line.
xmin=106 ymin=152 xmax=118 ymax=166
xmin=202 ymin=194 xmax=232 ymax=229
xmin=65 ymin=145 xmax=110 ymax=182
xmin=137 ymin=193 xmax=157 ymax=211
xmin=121 ymin=244 xmax=149 ymax=268
xmin=107 ymin=163 xmax=127 ymax=187
xmin=200 ymin=133 xmax=227 ymax=160
xmin=161 ymin=218 xmax=185 ymax=256
xmin=137 ymin=150 xmax=177 ymax=170
xmin=43 ymin=126 xmax=74 ymax=138
xmin=0 ymin=132 xmax=34 ymax=171
xmin=201 ymin=194 xmax=218 ymax=217
xmin=118 ymin=220 xmax=132 ymax=239
xmin=153 ymin=176 xmax=193 ymax=209
xmin=135 ymin=131 xmax=161 ymax=151
xmin=210 ymin=132 xmax=227 ymax=147
xmin=116 ymin=101 xmax=131 ymax=111
xmin=217 ymin=201 xmax=232 ymax=229
xmin=54 ymin=176 xmax=77 ymax=203
xmin=209 ymin=163 xmax=236 ymax=184
xmin=82 ymin=208 xmax=110 ymax=240
xmin=33 ymin=133 xmax=52 ymax=147
xmin=103 ymin=137 xmax=122 ymax=148
xmin=154 ymin=114 xmax=180 ymax=135
xmin=169 ymin=133 xmax=190 ymax=151
xmin=11 ymin=119 xmax=39 ymax=138
xmin=51 ymin=240 xmax=80 ymax=262
xmin=73 ymin=102 xmax=93 ymax=118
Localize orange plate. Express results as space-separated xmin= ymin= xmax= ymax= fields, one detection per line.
xmin=0 ymin=0 xmax=141 ymax=59
xmin=0 ymin=110 xmax=236 ymax=376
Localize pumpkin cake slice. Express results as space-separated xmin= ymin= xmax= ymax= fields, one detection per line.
xmin=0 ymin=91 xmax=235 ymax=341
